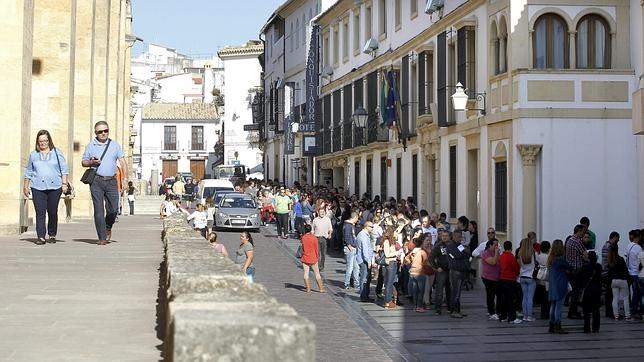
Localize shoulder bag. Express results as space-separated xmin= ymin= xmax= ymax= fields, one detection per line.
xmin=374 ymin=250 xmax=388 ymax=266
xmin=54 ymin=148 xmax=74 ymax=197
xmin=80 ymin=139 xmax=111 ymax=184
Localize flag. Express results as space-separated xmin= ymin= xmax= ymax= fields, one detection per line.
xmin=379 ymin=69 xmax=388 ymax=128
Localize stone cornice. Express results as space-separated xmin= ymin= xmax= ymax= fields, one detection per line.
xmin=517 ymin=144 xmax=542 ymax=166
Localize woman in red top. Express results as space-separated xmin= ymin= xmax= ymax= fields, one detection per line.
xmin=300 ymin=224 xmax=326 ymax=293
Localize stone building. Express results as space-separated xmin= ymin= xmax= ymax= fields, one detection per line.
xmin=313 ymin=0 xmax=642 ymax=248
xmin=0 ymin=0 xmax=134 ymax=235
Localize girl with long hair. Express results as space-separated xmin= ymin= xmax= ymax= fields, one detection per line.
xmin=207 ymin=231 xmax=228 ymax=257
xmin=380 ymin=226 xmax=399 ymax=309
xmin=547 ymin=239 xmax=573 ymax=333
xmin=518 ymin=238 xmax=537 ymax=322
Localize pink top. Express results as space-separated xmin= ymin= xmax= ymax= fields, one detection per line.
xmin=213 ymin=243 xmax=226 ymax=254
xmin=481 ymin=248 xmax=500 ymax=281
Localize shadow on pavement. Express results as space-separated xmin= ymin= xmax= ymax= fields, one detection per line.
xmin=72 ymin=238 xmax=100 ymax=244
xmin=284 ymin=282 xmax=307 ymax=292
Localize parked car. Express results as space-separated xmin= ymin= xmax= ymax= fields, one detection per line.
xmin=198 ymin=179 xmax=235 ymax=205
xmin=213 ymin=193 xmax=260 ymax=232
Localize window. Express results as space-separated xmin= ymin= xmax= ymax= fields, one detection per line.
xmin=576 ymin=14 xmax=610 ymax=69
xmin=323 ymin=33 xmax=330 ymax=67
xmin=333 ymin=25 xmax=339 ymax=65
xmin=457 ymin=26 xmax=476 ymax=97
xmin=396 ymin=156 xmax=402 ymax=200
xmin=366 ymin=159 xmax=373 ymax=198
xmin=494 ymin=161 xmax=507 ymax=232
xmin=533 ymin=13 xmax=569 ymax=69
xmin=410 ymin=0 xmax=418 ymax=18
xmin=379 ymin=0 xmax=387 ymax=37
xmin=289 ymin=22 xmax=294 ymax=52
xmin=449 ymin=145 xmax=456 ymax=218
xmin=353 ymin=12 xmax=360 ymax=52
xmin=302 ymin=14 xmax=306 ymax=46
xmin=380 ymin=156 xmax=387 ymax=199
xmin=365 ymin=5 xmax=372 ymax=41
xmin=355 ymin=160 xmax=360 ymax=196
xmin=164 ymin=126 xmax=176 ymax=150
xmin=342 ymin=20 xmax=349 ymax=62
xmin=191 ymin=126 xmax=204 ymax=150
xmin=395 ymin=0 xmax=402 ymax=29
xmin=499 ymin=18 xmax=508 ymax=73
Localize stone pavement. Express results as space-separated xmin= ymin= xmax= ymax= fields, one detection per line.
xmin=0 ymin=215 xmax=163 ymax=361
xmin=226 ymin=224 xmax=644 ymax=362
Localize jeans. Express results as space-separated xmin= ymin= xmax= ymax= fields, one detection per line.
xmin=628 ymin=275 xmax=641 ymax=316
xmin=317 ymin=236 xmax=327 ymax=271
xmin=295 ymin=216 xmax=304 ymax=238
xmin=549 ymin=297 xmax=565 ymax=324
xmin=520 ymin=277 xmax=537 ymax=319
xmin=433 ymin=270 xmax=449 ymax=311
xmin=384 ymin=261 xmax=398 ymax=304
xmin=246 ymin=266 xmax=255 ymax=283
xmin=359 ymin=261 xmax=372 ymax=300
xmin=344 ymin=247 xmax=360 ymax=288
xmin=449 ymin=270 xmax=465 ymax=313
xmin=612 ymin=279 xmax=630 ymax=317
xmin=482 ymin=278 xmax=500 ymax=316
xmin=31 ymin=187 xmax=62 ymax=239
xmin=128 ymin=200 xmax=134 ymax=215
xmin=276 ymin=212 xmax=289 ymax=236
xmin=410 ymin=274 xmax=427 ymax=309
xmin=90 ymin=178 xmax=119 ymax=241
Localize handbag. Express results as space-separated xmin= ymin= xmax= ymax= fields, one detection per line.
xmin=80 ymin=139 xmax=111 ymax=184
xmin=374 ymin=250 xmax=388 ymax=266
xmin=532 ymin=255 xmax=540 ymax=280
xmin=54 ymin=148 xmax=74 ymax=197
xmin=537 ymin=264 xmax=548 ymax=281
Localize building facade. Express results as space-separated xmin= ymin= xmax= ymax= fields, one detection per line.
xmin=314 ymin=0 xmax=642 ymax=248
xmin=0 ymin=0 xmax=133 ymax=235
xmin=140 ymin=103 xmax=220 ymax=184
xmin=218 ymin=41 xmax=264 ymax=172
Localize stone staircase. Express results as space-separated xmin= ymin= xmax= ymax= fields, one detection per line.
xmin=132 ymin=195 xmax=165 ymax=215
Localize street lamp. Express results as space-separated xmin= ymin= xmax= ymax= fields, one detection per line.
xmin=451 ymin=82 xmax=486 ymax=116
xmin=352 ymin=105 xmax=369 ymax=146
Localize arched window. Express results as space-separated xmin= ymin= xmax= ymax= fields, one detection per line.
xmin=498 ymin=17 xmax=508 ymax=73
xmin=576 ymin=14 xmax=610 ymax=69
xmin=490 ymin=21 xmax=499 ymax=74
xmin=533 ymin=13 xmax=569 ymax=68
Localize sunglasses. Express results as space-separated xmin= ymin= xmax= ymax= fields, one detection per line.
xmin=95 ymin=129 xmax=109 ymax=135
xmin=487 ymin=231 xmax=495 ymax=234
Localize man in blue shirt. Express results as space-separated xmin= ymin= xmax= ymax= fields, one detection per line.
xmin=343 ymin=212 xmax=360 ymax=289
xmin=356 ymin=221 xmax=374 ymax=302
xmin=82 ymin=121 xmax=127 ymax=245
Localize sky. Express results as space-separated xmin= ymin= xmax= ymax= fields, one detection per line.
xmin=132 ymin=0 xmax=285 ymax=56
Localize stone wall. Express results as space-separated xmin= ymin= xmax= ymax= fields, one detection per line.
xmin=162 ymin=214 xmax=315 ymax=361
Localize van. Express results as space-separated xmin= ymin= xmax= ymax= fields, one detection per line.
xmin=198 ymin=179 xmax=235 ymax=205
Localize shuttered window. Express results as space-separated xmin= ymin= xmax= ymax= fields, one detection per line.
xmin=418 ymin=51 xmax=426 ymax=115
xmin=437 ymin=31 xmax=448 ymax=127
xmin=401 ymin=55 xmax=409 ymax=138
xmin=457 ymin=26 xmax=476 ymax=97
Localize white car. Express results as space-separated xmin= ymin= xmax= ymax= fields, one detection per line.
xmin=198 ymin=179 xmax=234 ymax=205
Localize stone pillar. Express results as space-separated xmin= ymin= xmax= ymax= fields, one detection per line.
xmin=517 ymin=144 xmax=542 ymax=238
xmin=106 ymin=0 xmax=120 ymax=139
xmin=0 ymin=0 xmax=34 ymax=235
xmin=568 ymin=31 xmax=576 ymax=69
xmin=92 ymin=0 xmax=109 ymax=125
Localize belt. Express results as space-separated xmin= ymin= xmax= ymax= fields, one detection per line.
xmin=95 ymin=175 xmax=116 ymax=180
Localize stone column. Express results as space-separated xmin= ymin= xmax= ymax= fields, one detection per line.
xmin=92 ymin=0 xmax=109 ymax=124
xmin=0 ymin=0 xmax=34 ymax=235
xmin=517 ymin=144 xmax=542 ymax=238
xmin=568 ymin=31 xmax=576 ymax=69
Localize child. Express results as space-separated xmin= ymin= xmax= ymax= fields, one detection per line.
xmin=580 ymin=251 xmax=602 ymax=333
xmin=160 ymin=195 xmax=177 ymax=219
xmin=208 ymin=231 xmax=228 ymax=257
xmin=185 ymin=204 xmax=208 ymax=238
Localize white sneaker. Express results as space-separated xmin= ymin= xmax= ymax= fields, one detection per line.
xmin=488 ymin=314 xmax=499 ymax=320
xmin=523 ymin=316 xmax=535 ymax=322
xmin=510 ymin=319 xmax=523 ymax=324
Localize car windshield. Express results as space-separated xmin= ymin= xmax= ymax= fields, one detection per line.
xmin=203 ymin=187 xmax=234 ymax=200
xmin=219 ymin=196 xmax=256 ymax=209
xmin=215 ymin=166 xmax=246 ymax=178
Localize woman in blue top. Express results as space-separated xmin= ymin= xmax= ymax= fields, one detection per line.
xmin=22 ymin=130 xmax=69 ymax=245
xmin=547 ymin=239 xmax=573 ymax=334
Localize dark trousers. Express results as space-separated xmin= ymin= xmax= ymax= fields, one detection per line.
xmin=499 ymin=280 xmax=518 ymax=321
xmin=482 ymin=278 xmax=500 ymax=316
xmin=569 ymin=271 xmax=583 ymax=316
xmin=375 ymin=265 xmax=385 ymax=295
xmin=31 ymin=187 xmax=62 ymax=239
xmin=90 ymin=178 xmax=119 ymax=241
xmin=399 ymin=264 xmax=410 ymax=295
xmin=603 ymin=278 xmax=614 ymax=317
xmin=359 ymin=261 xmax=372 ymax=301
xmin=583 ymin=302 xmax=601 ymax=332
xmin=276 ymin=212 xmax=289 ymax=237
xmin=433 ymin=270 xmax=450 ymax=311
xmin=536 ymin=284 xmax=551 ymax=319
xmin=128 ymin=200 xmax=134 ymax=215
xmin=628 ymin=275 xmax=642 ymax=316
xmin=295 ymin=216 xmax=304 ymax=238
xmin=317 ymin=236 xmax=327 ymax=271
xmin=449 ymin=270 xmax=466 ymax=313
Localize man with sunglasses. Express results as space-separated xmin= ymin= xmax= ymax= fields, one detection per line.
xmin=82 ymin=121 xmax=127 ymax=245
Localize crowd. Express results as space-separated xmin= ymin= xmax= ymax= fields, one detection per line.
xmin=167 ymin=176 xmax=644 ymax=334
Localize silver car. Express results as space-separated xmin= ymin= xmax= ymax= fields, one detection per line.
xmin=214 ymin=193 xmax=260 ymax=232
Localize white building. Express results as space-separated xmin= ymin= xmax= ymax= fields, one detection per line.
xmin=632 ymin=0 xmax=644 ymax=228
xmin=217 ymin=41 xmax=264 ymax=172
xmin=140 ymin=103 xmax=220 ymax=183
xmin=260 ymin=0 xmax=337 ymax=186
xmin=314 ymin=0 xmax=641 ymax=248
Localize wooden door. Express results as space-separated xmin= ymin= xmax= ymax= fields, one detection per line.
xmin=162 ymin=160 xmax=178 ymax=179
xmin=190 ymin=160 xmax=205 ymax=181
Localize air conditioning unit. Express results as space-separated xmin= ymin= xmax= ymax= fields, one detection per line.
xmin=321 ymin=65 xmax=334 ymax=78
xmin=425 ymin=0 xmax=444 ymax=14
xmin=363 ymin=37 xmax=379 ymax=54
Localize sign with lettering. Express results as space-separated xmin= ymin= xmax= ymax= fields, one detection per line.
xmin=284 ymin=114 xmax=295 ymax=154
xmin=243 ymin=124 xmax=260 ymax=131
xmin=302 ymin=25 xmax=319 ymax=133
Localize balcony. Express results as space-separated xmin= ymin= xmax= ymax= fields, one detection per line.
xmin=367 ymin=125 xmax=389 ymax=143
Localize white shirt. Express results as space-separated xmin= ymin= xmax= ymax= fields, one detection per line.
xmin=410 ymin=219 xmax=421 ymax=228
xmin=187 ymin=210 xmax=208 ymax=229
xmin=626 ymin=241 xmax=643 ymax=276
xmin=163 ymin=201 xmax=176 ymax=216
xmin=422 ymin=225 xmax=438 ymax=245
xmin=638 ymin=251 xmax=644 ymax=279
